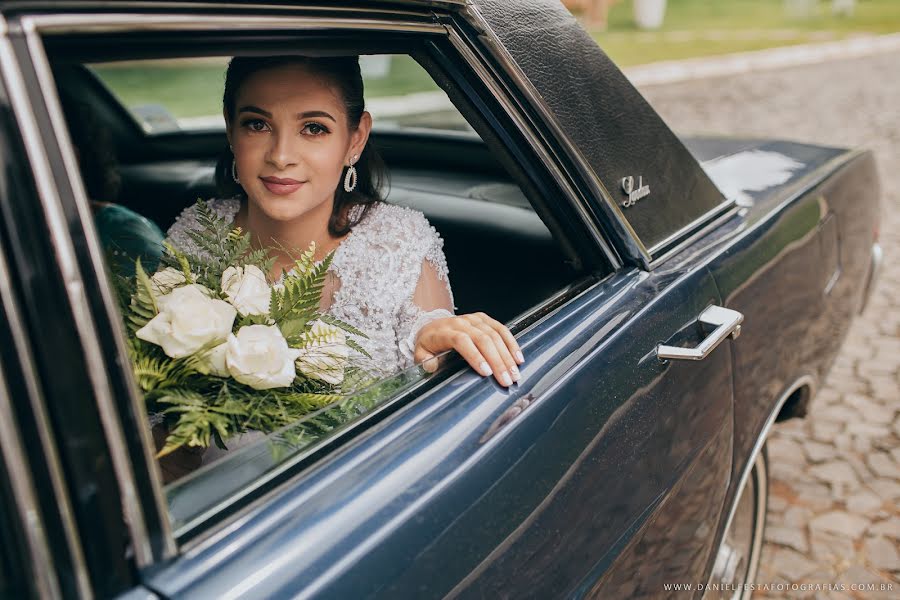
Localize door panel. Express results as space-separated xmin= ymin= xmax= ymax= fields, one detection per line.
xmin=438 ymin=267 xmax=734 ymax=599
xmin=707 ymin=153 xmax=877 ymax=517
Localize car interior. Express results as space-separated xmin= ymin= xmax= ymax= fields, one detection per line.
xmin=51 ymin=56 xmax=584 ymax=325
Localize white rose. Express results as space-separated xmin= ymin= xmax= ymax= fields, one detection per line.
xmin=196 ymin=341 xmax=229 ymax=377
xmin=149 ymin=267 xmax=187 ymax=299
xmin=226 ymin=324 xmax=301 ymax=390
xmin=136 ymin=284 xmax=236 ymax=358
xmin=221 ymin=265 xmax=271 ymax=316
xmin=295 ymin=320 xmax=350 ymax=385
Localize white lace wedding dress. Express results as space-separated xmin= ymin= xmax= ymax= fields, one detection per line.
xmin=166 ymin=198 xmax=457 ymax=379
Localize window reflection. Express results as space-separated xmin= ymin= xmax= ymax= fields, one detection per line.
xmin=164 ymin=361 xmax=434 ymax=533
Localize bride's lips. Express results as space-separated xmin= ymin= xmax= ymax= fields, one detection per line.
xmin=260 ymin=176 xmax=305 ymax=195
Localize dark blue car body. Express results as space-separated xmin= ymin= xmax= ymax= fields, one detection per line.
xmin=0 ymin=1 xmax=881 ymax=598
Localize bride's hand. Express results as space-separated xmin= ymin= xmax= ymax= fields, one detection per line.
xmin=413 ymin=312 xmax=524 ymax=387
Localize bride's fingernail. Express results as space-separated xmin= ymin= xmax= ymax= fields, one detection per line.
xmin=515 ymin=351 xmax=525 ymax=363
xmin=479 ymin=361 xmax=492 ymax=376
xmin=510 ymin=365 xmax=520 ymax=381
xmin=500 ymin=371 xmax=513 ymax=387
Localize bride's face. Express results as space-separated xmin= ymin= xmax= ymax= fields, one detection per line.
xmin=227 ymin=63 xmax=370 ymax=225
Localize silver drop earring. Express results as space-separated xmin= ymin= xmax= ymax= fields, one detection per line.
xmin=343 ymin=155 xmax=358 ymax=192
xmin=231 ymin=158 xmax=240 ymax=184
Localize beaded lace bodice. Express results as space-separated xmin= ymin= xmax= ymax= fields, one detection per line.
xmin=166 ymin=198 xmax=456 ymax=378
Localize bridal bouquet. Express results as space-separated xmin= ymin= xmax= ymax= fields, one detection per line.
xmin=119 ymin=201 xmax=369 ymax=456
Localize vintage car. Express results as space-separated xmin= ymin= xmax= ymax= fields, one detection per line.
xmin=0 ymin=0 xmax=882 ymax=598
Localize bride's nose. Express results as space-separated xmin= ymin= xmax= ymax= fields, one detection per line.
xmin=265 ymin=130 xmax=299 ymax=171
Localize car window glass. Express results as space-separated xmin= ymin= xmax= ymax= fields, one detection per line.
xmin=90 ymin=55 xmax=472 ymax=134
xmin=164 ymin=362 xmax=430 ymax=533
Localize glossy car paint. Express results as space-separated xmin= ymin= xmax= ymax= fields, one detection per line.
xmin=705 ymin=144 xmax=879 ymax=545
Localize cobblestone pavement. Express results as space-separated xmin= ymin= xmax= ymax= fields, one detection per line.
xmin=637 ymin=51 xmax=899 ymax=599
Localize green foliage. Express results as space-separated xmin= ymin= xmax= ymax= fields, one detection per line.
xmin=129 ymin=343 xmax=185 ymax=396
xmin=118 ymin=200 xmax=374 ymax=457
xmin=318 ymin=314 xmax=372 ymax=359
xmin=161 ymin=199 xmax=274 ymax=292
xmin=127 ymin=258 xmax=158 ymax=332
xmin=269 ymin=253 xmax=331 ymax=342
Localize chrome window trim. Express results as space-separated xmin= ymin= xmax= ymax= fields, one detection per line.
xmin=0 ymin=367 xmax=61 ymax=600
xmin=648 ymin=197 xmax=738 ymax=256
xmin=19 ymin=0 xmax=466 ymax=28
xmin=3 ymin=14 xmax=158 ymax=567
xmin=0 ymin=243 xmax=65 ymax=600
xmin=647 ymin=200 xmax=740 ymax=266
xmin=0 ymin=17 xmax=94 ymax=597
xmin=25 ymin=13 xmax=446 ymax=35
xmin=445 ymin=26 xmax=620 ymax=270
xmin=459 ymin=4 xmax=640 ymax=267
xmin=22 ymin=13 xmax=180 ymax=561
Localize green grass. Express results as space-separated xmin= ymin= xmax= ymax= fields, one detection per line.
xmin=598 ymin=35 xmax=821 ymax=66
xmin=92 ymin=59 xmax=229 ymax=119
xmin=91 ymin=55 xmax=437 ymax=123
xmin=592 ymin=0 xmax=900 ymax=66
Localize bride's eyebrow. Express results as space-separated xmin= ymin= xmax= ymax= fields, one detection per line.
xmin=236 ymin=106 xmax=336 ymax=123
xmin=297 ymin=110 xmax=336 ymax=122
xmin=237 ymin=105 xmax=271 ymax=117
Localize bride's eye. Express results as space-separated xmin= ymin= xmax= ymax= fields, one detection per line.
xmin=302 ymin=122 xmax=330 ymax=136
xmin=240 ymin=118 xmax=269 ymax=133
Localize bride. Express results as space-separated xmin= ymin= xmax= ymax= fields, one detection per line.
xmin=167 ymin=55 xmax=524 ymax=389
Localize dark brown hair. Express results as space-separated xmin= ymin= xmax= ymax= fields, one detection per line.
xmin=215 ymin=55 xmax=386 ymax=235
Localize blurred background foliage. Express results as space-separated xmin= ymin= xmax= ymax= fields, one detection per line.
xmin=579 ymin=0 xmax=900 ymax=66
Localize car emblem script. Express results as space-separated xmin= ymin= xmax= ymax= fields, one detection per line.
xmin=620 ymin=175 xmax=650 ymax=208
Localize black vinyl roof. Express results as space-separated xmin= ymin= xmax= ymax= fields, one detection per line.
xmin=472 ymin=0 xmax=726 ymax=255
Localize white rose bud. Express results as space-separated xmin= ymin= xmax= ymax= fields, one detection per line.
xmin=295 ymin=319 xmax=350 ymax=385
xmin=196 ymin=341 xmax=229 ymax=377
xmin=149 ymin=267 xmax=187 ymax=299
xmin=136 ymin=284 xmax=236 ymax=358
xmin=226 ymin=324 xmax=301 ymax=390
xmin=221 ymin=265 xmax=271 ymax=316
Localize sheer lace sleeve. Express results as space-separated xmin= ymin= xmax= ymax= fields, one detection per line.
xmin=396 ymin=224 xmax=456 ymax=366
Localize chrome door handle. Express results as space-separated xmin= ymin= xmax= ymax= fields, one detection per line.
xmin=657 ymin=305 xmax=743 ymax=361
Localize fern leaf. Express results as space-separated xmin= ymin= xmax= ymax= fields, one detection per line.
xmin=319 ymin=314 xmax=369 ymax=339
xmin=346 ymin=339 xmax=372 ymax=359
xmin=133 ymin=258 xmax=158 ymax=313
